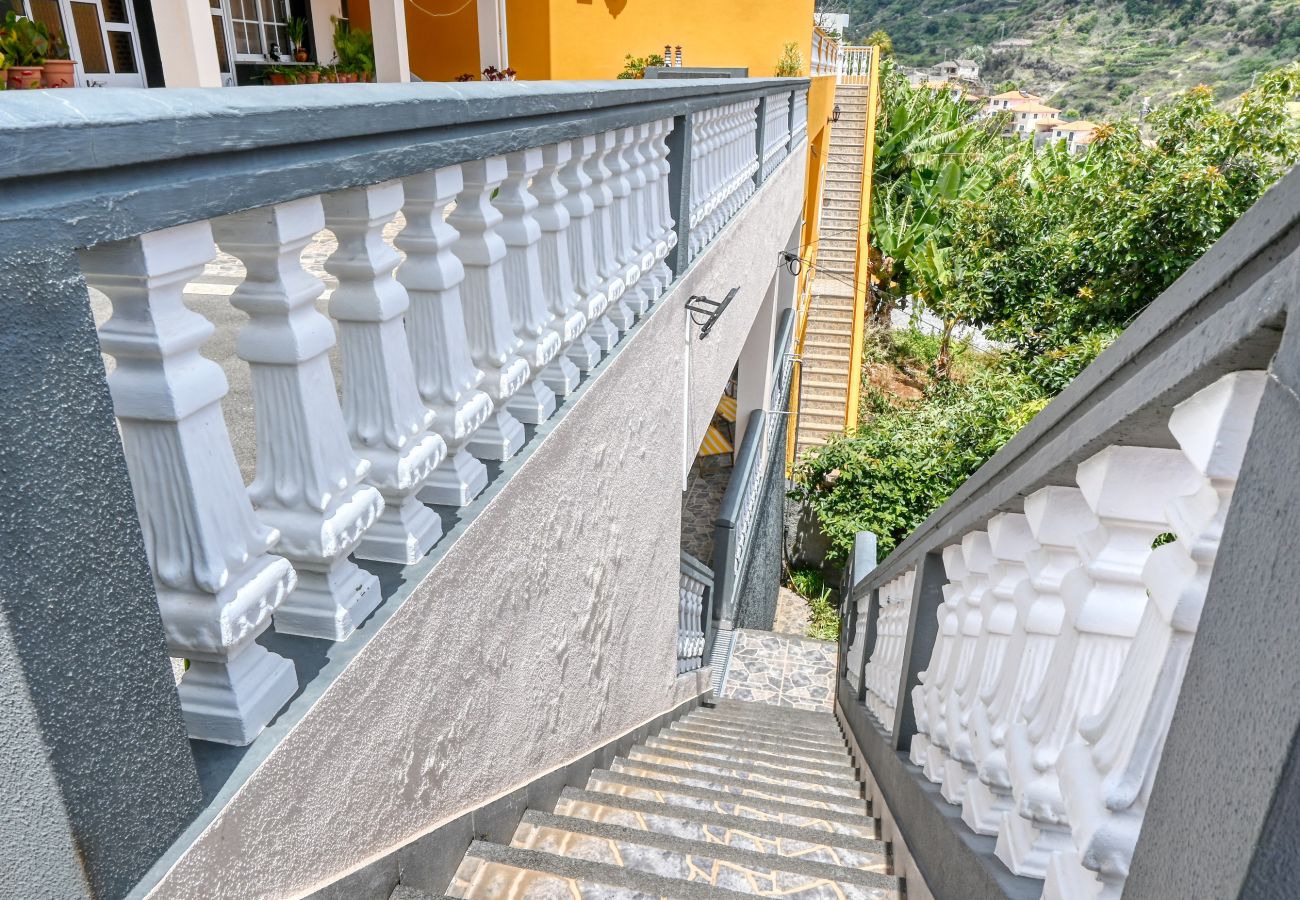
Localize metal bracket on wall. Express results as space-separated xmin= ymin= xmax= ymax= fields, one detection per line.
xmin=685 ymin=287 xmax=739 ymax=339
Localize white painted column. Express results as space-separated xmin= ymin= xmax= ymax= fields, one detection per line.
xmin=83 ymin=222 xmax=298 ymax=746
xmin=396 ymin=166 xmax=494 ymax=507
xmin=321 ymin=182 xmax=447 ymax=566
xmin=734 ymin=276 xmax=778 ymax=451
xmin=921 ymin=544 xmax=971 ymax=783
xmin=211 ymin=199 xmax=386 ymax=642
xmin=368 ymin=0 xmax=411 ymax=82
xmin=476 ymin=0 xmax=508 ymax=71
xmin=309 ymin=0 xmax=344 ymax=66
xmin=149 ymin=0 xmax=222 ymax=87
xmin=495 ymin=147 xmax=562 ymax=425
xmin=453 ymin=157 xmax=530 ymax=460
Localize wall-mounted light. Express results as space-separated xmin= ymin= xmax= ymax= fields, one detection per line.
xmin=832 ymin=104 xmax=842 ymax=123
xmin=685 ymin=288 xmax=739 ymax=339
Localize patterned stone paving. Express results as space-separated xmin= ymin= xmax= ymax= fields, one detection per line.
xmin=680 ymin=460 xmax=732 ymax=564
xmin=720 ymin=630 xmax=837 ymax=712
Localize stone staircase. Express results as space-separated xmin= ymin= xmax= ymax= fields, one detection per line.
xmin=796 ymin=83 xmax=872 ymax=461
xmin=394 ymin=699 xmax=902 ymax=899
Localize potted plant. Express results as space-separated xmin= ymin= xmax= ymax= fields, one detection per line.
xmin=42 ymin=30 xmax=75 ymax=88
xmin=262 ymin=64 xmax=292 ymax=86
xmin=303 ymin=65 xmax=320 ymax=84
xmin=332 ymin=17 xmax=373 ymax=83
xmin=287 ymin=17 xmax=309 ymax=63
xmin=1 ymin=12 xmax=50 ymax=90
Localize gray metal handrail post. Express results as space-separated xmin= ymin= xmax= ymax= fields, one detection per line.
xmin=666 ymin=110 xmax=694 ymax=277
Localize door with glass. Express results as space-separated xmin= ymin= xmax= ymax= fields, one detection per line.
xmin=14 ymin=0 xmax=145 ymax=87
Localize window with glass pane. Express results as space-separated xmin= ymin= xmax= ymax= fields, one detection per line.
xmin=69 ymin=1 xmax=108 ymax=72
xmin=210 ymin=10 xmax=231 ymax=72
xmin=223 ymin=0 xmax=288 ymax=61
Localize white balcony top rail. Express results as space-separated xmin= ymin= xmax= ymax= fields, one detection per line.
xmin=811 ymin=27 xmax=841 ymax=77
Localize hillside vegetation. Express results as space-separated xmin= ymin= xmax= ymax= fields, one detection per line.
xmin=836 ymin=0 xmax=1300 ymax=118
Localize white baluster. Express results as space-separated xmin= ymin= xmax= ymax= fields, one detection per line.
xmin=960 ymin=512 xmax=1037 ymax=835
xmin=560 ymin=135 xmax=609 ymax=374
xmin=396 ymin=166 xmax=493 ymax=508
xmin=978 ymin=488 xmax=1097 ymax=870
xmin=911 ymin=549 xmax=965 ymax=769
xmin=494 ymin=147 xmax=562 ymax=425
xmin=452 ymin=157 xmax=531 ymax=460
xmin=83 ymin=222 xmax=298 ymax=746
xmin=608 ymin=126 xmax=643 ymax=323
xmin=999 ymin=445 xmax=1202 ymax=880
xmin=531 ymin=141 xmax=587 ymax=398
xmin=623 ymin=123 xmax=657 ymax=316
xmin=321 ymin=183 xmax=447 ymax=569
xmin=648 ymin=118 xmax=676 ymax=296
xmin=212 ymin=199 xmax=385 ymax=642
xmin=939 ymin=531 xmax=995 ymax=804
xmin=588 ymin=130 xmax=633 ymax=344
xmin=1047 ymin=372 xmax=1267 ymax=900
xmin=921 ymin=544 xmax=971 ymax=784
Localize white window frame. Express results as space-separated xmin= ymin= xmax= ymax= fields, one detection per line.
xmin=13 ymin=0 xmax=145 ymax=87
xmin=219 ymin=0 xmax=292 ymax=64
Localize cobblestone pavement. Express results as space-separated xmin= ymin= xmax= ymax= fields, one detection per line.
xmin=720 ymin=629 xmax=837 ymax=712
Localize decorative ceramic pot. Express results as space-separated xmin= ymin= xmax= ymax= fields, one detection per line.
xmin=7 ymin=65 xmax=42 ymax=90
xmin=42 ymin=59 xmax=76 ymax=88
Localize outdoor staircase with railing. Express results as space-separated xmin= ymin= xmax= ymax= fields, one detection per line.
xmin=797 ymin=82 xmax=872 ymax=460
xmin=392 ymin=700 xmax=902 ymax=899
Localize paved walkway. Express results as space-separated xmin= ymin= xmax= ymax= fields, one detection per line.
xmin=719 ymin=629 xmax=837 ymax=712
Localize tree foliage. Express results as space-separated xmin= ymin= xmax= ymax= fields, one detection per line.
xmin=796 ymin=63 xmax=1300 ymax=561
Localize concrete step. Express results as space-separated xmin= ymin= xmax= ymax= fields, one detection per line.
xmin=804 ymin=331 xmax=854 ymax=348
xmin=584 ymin=769 xmax=879 ymax=839
xmin=509 ymin=811 xmax=901 ymax=897
xmin=626 ymin=747 xmax=862 ymax=793
xmin=448 ymin=839 xmax=755 ymax=899
xmin=666 ymin=722 xmax=853 ymax=759
xmin=609 ymin=759 xmax=866 ymax=814
xmin=684 ymin=709 xmax=845 ymax=739
xmin=554 ymin=787 xmax=888 ymax=870
xmin=642 ymin=736 xmax=858 ymax=776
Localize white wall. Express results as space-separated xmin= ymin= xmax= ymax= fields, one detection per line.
xmin=142 ymin=147 xmax=808 ymax=900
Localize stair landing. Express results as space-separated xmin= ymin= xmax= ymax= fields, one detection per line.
xmin=719 ymin=629 xmax=837 ymax=712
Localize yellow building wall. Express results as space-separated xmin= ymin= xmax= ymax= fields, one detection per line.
xmin=541 ymin=0 xmax=815 ymax=80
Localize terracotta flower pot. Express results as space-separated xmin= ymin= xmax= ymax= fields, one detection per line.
xmin=268 ymin=72 xmax=288 ymax=85
xmin=338 ymin=72 xmax=358 ymax=83
xmin=7 ymin=66 xmax=43 ymax=90
xmin=295 ymin=48 xmax=309 ymax=62
xmin=323 ymin=72 xmax=338 ymax=82
xmin=42 ymin=59 xmax=76 ymax=88
xmin=305 ymin=70 xmax=320 ymax=84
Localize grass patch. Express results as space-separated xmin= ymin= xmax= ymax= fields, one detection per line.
xmin=788 ymin=566 xmax=840 ymax=642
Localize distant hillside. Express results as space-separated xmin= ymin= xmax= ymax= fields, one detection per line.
xmin=835 ymin=0 xmax=1300 ymax=119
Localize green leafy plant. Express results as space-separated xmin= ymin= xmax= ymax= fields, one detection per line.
xmin=286 ymin=16 xmax=306 ymax=50
xmin=0 ymin=12 xmax=52 ymax=66
xmin=617 ymin=52 xmax=664 ymax=80
xmin=774 ymin=41 xmax=803 ymax=77
xmin=786 ymin=567 xmax=840 ymax=642
xmin=332 ymin=16 xmax=374 ymax=76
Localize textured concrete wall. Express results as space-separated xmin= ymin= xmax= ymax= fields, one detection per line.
xmin=140 ymin=149 xmax=807 ymax=900
xmin=734 ymin=456 xmax=789 ymax=632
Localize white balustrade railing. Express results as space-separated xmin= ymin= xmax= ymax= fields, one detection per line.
xmin=678 ymin=557 xmax=711 ymax=674
xmin=811 ymin=28 xmax=840 ymax=77
xmin=761 ymin=93 xmax=792 ymax=181
xmin=73 ymin=104 xmax=760 ymax=746
xmin=897 ymin=370 xmax=1266 ymax=899
xmin=18 ymin=76 xmax=813 ymax=758
xmin=863 ymin=568 xmax=916 ymax=732
xmin=838 ymin=46 xmax=873 ymax=85
xmin=688 ymin=98 xmax=761 ymax=263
